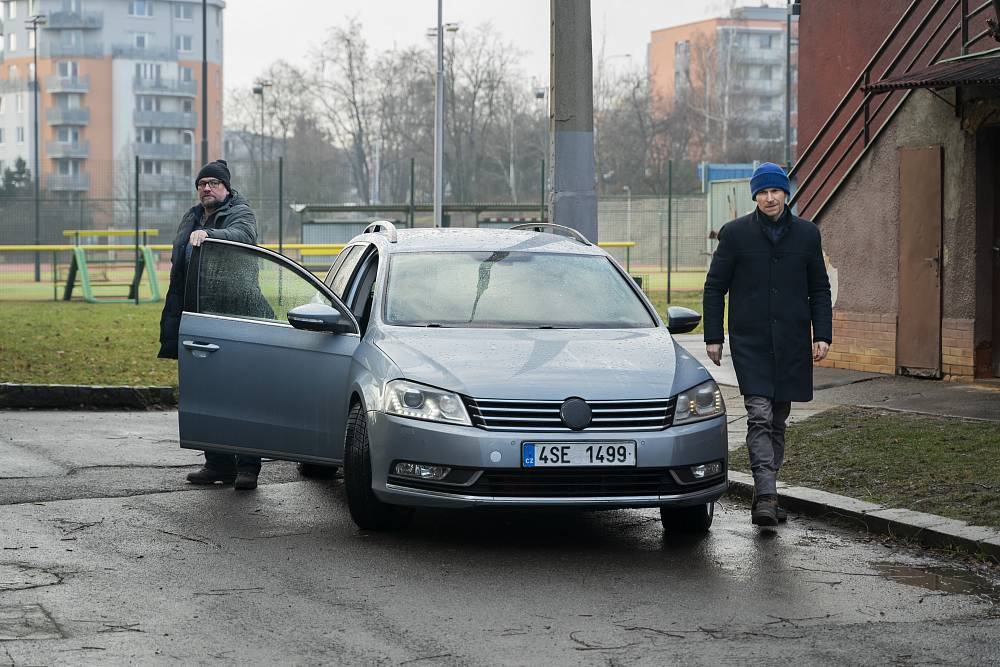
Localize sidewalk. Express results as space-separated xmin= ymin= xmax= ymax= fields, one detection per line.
xmin=674 ymin=334 xmax=1000 ymax=558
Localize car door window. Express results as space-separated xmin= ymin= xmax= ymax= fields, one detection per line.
xmin=195 ymin=241 xmax=335 ymax=322
xmin=325 ymin=244 xmax=368 ymax=298
xmin=348 ymin=251 xmax=379 ymax=334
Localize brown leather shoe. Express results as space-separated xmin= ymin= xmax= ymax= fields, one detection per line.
xmin=234 ymin=472 xmax=258 ymax=490
xmin=186 ymin=467 xmax=236 ymax=485
xmin=752 ymin=494 xmax=779 ymax=527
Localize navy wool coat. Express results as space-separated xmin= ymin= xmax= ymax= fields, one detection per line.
xmin=703 ymin=208 xmax=832 ymax=402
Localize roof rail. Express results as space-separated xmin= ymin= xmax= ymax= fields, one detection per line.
xmin=508 ymin=222 xmax=592 ymax=245
xmin=362 ymin=219 xmax=398 ymax=243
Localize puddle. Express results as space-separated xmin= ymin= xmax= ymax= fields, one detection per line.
xmin=875 ymin=562 xmax=1000 ymax=602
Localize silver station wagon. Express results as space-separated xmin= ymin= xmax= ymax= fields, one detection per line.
xmin=178 ymin=222 xmax=728 ymax=532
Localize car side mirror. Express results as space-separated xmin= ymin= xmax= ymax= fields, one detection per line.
xmin=288 ymin=303 xmax=354 ymax=334
xmin=666 ymin=306 xmax=702 ymax=334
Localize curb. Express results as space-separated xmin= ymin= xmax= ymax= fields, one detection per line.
xmin=0 ymin=383 xmax=177 ymax=410
xmin=727 ymin=471 xmax=1000 ymax=560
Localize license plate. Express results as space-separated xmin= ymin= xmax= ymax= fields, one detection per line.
xmin=521 ymin=441 xmax=636 ymax=468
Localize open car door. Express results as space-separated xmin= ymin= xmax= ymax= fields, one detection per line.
xmin=177 ymin=239 xmax=359 ymax=464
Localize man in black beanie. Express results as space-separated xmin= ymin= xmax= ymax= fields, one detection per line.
xmin=703 ymin=162 xmax=832 ymax=528
xmin=158 ymin=159 xmax=264 ymax=490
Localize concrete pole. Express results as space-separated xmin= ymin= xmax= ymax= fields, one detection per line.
xmin=550 ymin=0 xmax=597 ymax=242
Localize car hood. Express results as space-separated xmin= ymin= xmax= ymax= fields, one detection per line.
xmin=372 ymin=327 xmax=711 ymax=400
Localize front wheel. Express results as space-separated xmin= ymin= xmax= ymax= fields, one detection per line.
xmin=660 ymin=502 xmax=714 ymax=533
xmin=343 ymin=402 xmax=413 ymax=531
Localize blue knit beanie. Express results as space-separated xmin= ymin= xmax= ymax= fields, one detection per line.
xmin=749 ymin=162 xmax=790 ymax=199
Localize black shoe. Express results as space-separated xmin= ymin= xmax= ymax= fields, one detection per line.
xmin=776 ymin=505 xmax=788 ymax=522
xmin=186 ymin=467 xmax=236 ymax=485
xmin=234 ymin=472 xmax=258 ymax=490
xmin=752 ymin=494 xmax=779 ymax=527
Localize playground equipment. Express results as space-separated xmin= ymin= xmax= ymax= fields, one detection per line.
xmin=60 ymin=229 xmax=161 ymax=303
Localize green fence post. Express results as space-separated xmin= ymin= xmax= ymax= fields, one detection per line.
xmin=134 ymin=154 xmax=140 ymax=305
xmin=667 ymin=159 xmax=673 ymax=305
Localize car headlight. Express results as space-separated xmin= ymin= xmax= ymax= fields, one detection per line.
xmin=381 ymin=379 xmax=472 ymax=426
xmin=673 ymin=379 xmax=725 ymax=425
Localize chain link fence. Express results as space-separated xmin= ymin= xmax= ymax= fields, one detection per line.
xmin=1 ymin=158 xmax=719 ymax=302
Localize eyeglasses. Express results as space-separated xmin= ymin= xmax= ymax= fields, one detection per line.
xmin=196 ymin=179 xmax=224 ymax=190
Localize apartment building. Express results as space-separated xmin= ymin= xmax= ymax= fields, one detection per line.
xmin=0 ymin=0 xmax=223 ymax=223
xmin=648 ymin=5 xmax=797 ymax=162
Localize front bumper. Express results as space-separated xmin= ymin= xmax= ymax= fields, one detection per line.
xmin=366 ymin=411 xmax=728 ymax=509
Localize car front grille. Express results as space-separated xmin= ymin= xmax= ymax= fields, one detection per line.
xmin=462 ymin=397 xmax=676 ymax=432
xmin=466 ymin=467 xmax=720 ymax=498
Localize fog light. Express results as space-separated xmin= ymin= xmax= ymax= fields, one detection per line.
xmin=691 ymin=461 xmax=723 ymax=479
xmin=393 ymin=462 xmax=451 ymax=481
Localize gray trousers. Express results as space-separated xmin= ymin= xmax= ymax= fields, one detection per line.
xmin=744 ymin=396 xmax=792 ymax=496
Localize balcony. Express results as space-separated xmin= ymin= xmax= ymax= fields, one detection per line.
xmin=732 ymin=78 xmax=785 ymax=95
xmin=45 ymin=74 xmax=91 ymax=94
xmin=133 ymin=142 xmax=193 ymax=160
xmin=140 ymin=174 xmax=194 ymax=192
xmin=46 ymin=107 xmax=91 ymax=125
xmin=44 ymin=10 xmax=103 ymax=29
xmin=112 ymin=45 xmax=179 ymax=61
xmin=47 ymin=173 xmax=91 ymax=191
xmin=736 ymin=49 xmax=787 ymax=65
xmin=132 ymin=77 xmax=198 ymax=97
xmin=39 ymin=42 xmax=103 ymax=59
xmin=134 ymin=110 xmax=197 ymax=129
xmin=46 ymin=140 xmax=90 ymax=158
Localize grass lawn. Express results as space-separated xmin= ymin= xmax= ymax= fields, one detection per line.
xmin=0 ymin=291 xmax=712 ymax=388
xmin=0 ymin=301 xmax=177 ymax=387
xmin=730 ymin=406 xmax=1000 ymax=530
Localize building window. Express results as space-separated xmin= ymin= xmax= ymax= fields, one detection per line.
xmin=6 ymin=1 xmax=17 ymax=20
xmin=57 ymin=159 xmax=81 ymax=176
xmin=15 ymin=93 xmax=23 ymax=112
xmin=138 ymin=128 xmax=160 ymax=144
xmin=16 ymin=126 xmax=25 ymax=143
xmin=174 ymin=3 xmax=193 ymax=19
xmin=136 ymin=95 xmax=160 ymax=111
xmin=182 ymin=99 xmax=193 ymax=113
xmin=133 ymin=32 xmax=153 ymax=49
xmin=758 ymin=34 xmax=773 ymax=49
xmin=0 ymin=97 xmax=4 ymax=113
xmin=57 ymin=93 xmax=82 ymax=109
xmin=142 ymin=160 xmax=161 ymax=174
xmin=8 ymin=32 xmax=16 ymax=53
xmin=28 ymin=63 xmax=35 ymax=82
xmin=58 ymin=61 xmax=80 ymax=78
xmin=7 ymin=65 xmax=17 ymax=79
xmin=135 ymin=62 xmax=163 ymax=80
xmin=57 ymin=127 xmax=80 ymax=143
xmin=0 ymin=128 xmax=5 ymax=144
xmin=175 ymin=35 xmax=192 ymax=52
xmin=0 ymin=160 xmax=5 ymax=173
xmin=129 ymin=1 xmax=154 ymax=17
xmin=179 ymin=66 xmax=193 ymax=82
xmin=27 ymin=30 xmax=35 ymax=50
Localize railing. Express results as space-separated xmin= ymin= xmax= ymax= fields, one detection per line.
xmin=46 ymin=140 xmax=90 ymax=158
xmin=44 ymin=10 xmax=103 ymax=29
xmin=46 ymin=107 xmax=91 ymax=125
xmin=132 ymin=77 xmax=198 ymax=96
xmin=39 ymin=42 xmax=103 ymax=58
xmin=790 ymin=0 xmax=999 ymax=221
xmin=47 ymin=174 xmax=92 ymax=191
xmin=134 ymin=142 xmax=194 ymax=160
xmin=112 ymin=45 xmax=179 ymax=61
xmin=133 ymin=110 xmax=198 ymax=129
xmin=45 ymin=74 xmax=91 ymax=93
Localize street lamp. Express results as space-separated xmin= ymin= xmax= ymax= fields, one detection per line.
xmin=28 ymin=13 xmax=46 ymax=282
xmin=252 ymin=80 xmax=272 ymax=210
xmin=427 ymin=15 xmax=458 ymax=227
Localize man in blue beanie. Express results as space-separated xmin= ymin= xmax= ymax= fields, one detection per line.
xmin=702 ymin=162 xmax=832 ymax=528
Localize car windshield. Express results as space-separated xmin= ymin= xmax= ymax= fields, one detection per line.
xmin=384 ymin=251 xmax=656 ymax=328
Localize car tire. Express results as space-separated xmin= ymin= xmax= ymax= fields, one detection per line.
xmin=297 ymin=463 xmax=339 ymax=479
xmin=659 ymin=502 xmax=714 ymax=533
xmin=343 ymin=402 xmax=414 ymax=531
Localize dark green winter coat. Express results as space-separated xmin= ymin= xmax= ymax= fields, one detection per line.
xmin=703 ymin=207 xmax=832 ymax=402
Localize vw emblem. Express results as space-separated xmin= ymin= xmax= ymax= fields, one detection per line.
xmin=560 ymin=397 xmax=592 ymax=431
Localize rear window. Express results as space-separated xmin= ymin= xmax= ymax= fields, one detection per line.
xmin=384 ymin=251 xmax=655 ymax=329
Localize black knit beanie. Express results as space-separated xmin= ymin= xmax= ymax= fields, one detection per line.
xmin=195 ymin=159 xmax=231 ymax=191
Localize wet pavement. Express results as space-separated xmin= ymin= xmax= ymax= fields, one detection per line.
xmin=1 ymin=410 xmax=999 ymax=664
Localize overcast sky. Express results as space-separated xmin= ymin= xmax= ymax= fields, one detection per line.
xmin=224 ymin=1 xmax=778 ymax=91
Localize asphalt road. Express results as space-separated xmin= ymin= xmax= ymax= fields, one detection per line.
xmin=2 ymin=410 xmax=999 ymax=665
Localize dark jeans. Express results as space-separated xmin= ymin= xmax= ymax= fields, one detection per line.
xmin=204 ymin=450 xmax=261 ymax=474
xmin=744 ymin=395 xmax=792 ymax=496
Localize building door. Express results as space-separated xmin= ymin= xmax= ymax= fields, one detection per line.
xmin=896 ymin=146 xmax=943 ymax=377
